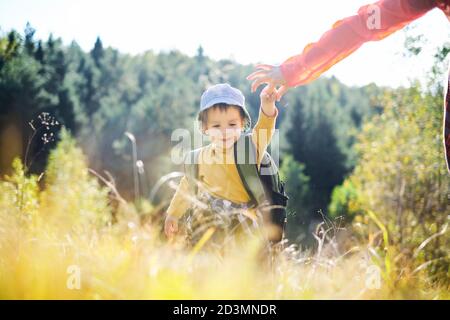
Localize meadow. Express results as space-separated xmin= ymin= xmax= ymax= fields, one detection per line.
xmin=0 ymin=129 xmax=448 ymax=299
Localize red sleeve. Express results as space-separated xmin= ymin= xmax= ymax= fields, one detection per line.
xmin=280 ymin=0 xmax=441 ymax=87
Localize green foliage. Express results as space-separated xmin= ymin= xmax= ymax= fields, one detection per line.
xmin=41 ymin=127 xmax=112 ymax=228
xmin=282 ymin=78 xmax=381 ymax=233
xmin=0 ymin=157 xmax=40 ymax=221
xmin=328 ymin=180 xmax=362 ymax=220
xmin=330 ymin=84 xmax=450 ymax=283
xmin=0 ymin=24 xmax=449 ymax=295
xmin=279 ymin=154 xmax=310 ymax=237
xmin=0 ymin=25 xmax=376 ymax=229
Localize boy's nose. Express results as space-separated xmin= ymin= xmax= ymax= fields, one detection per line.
xmin=222 ymin=128 xmax=240 ymax=136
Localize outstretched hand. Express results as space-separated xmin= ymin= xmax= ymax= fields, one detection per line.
xmin=247 ymin=64 xmax=289 ymax=101
xmin=437 ymin=0 xmax=450 ymax=21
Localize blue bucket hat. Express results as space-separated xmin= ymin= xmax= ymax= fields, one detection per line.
xmin=198 ymin=83 xmax=251 ymax=132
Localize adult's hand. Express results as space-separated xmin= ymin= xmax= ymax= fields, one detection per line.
xmin=444 ymin=5 xmax=450 ymax=21
xmin=246 ymin=64 xmax=289 ymax=101
xmin=437 ymin=0 xmax=450 ymax=21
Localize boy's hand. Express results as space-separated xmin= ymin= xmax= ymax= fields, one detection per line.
xmin=260 ymin=84 xmax=278 ymax=117
xmin=247 ymin=64 xmax=288 ymax=101
xmin=164 ymin=214 xmax=179 ymax=238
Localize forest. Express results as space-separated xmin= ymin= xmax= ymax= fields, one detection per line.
xmin=0 ymin=23 xmax=448 ymax=299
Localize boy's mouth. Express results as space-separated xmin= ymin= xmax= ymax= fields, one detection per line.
xmin=221 ymin=137 xmax=234 ymax=143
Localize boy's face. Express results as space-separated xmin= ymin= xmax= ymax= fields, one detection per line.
xmin=204 ymin=106 xmax=244 ymax=149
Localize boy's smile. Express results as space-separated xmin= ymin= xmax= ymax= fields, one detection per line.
xmin=204 ymin=106 xmax=244 ymax=150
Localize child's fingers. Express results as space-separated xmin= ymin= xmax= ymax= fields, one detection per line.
xmin=164 ymin=225 xmax=170 ymax=237
xmin=166 ymin=228 xmax=175 ymax=238
xmin=267 ymin=93 xmax=277 ymax=102
xmin=164 ymin=218 xmax=175 ymax=237
xmin=266 ymin=83 xmax=275 ymax=92
xmin=262 ymin=83 xmax=276 ymax=97
xmin=172 ymin=221 xmax=178 ymax=233
xmin=276 ymin=85 xmax=288 ymax=101
xmin=165 ymin=223 xmax=171 ymax=237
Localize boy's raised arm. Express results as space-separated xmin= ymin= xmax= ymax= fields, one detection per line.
xmin=251 ymin=85 xmax=279 ymax=168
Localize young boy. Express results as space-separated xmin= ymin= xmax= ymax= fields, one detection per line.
xmin=164 ymin=83 xmax=279 ymax=247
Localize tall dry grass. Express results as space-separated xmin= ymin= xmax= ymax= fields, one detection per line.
xmin=0 ymin=128 xmax=447 ymax=299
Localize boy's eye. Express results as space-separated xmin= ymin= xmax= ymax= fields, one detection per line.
xmin=212 ymin=125 xmax=220 ymax=128
xmin=230 ymin=124 xmax=236 ymax=126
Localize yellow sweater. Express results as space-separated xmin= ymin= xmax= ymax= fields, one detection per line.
xmin=166 ymin=107 xmax=278 ymax=219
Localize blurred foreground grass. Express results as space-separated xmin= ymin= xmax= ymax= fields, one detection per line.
xmin=0 ymin=128 xmax=448 ymax=299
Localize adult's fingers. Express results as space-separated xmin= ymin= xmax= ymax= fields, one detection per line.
xmin=251 ymin=76 xmax=271 ymax=93
xmin=255 ymin=64 xmax=274 ymax=71
xmin=276 ymin=85 xmax=288 ymax=101
xmin=265 ymin=82 xmax=276 ymax=92
xmin=246 ymin=69 xmax=269 ymax=81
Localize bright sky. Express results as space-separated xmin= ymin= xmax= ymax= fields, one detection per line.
xmin=0 ymin=0 xmax=449 ymax=88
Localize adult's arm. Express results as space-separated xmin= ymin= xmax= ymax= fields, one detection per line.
xmin=280 ymin=0 xmax=447 ymax=87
